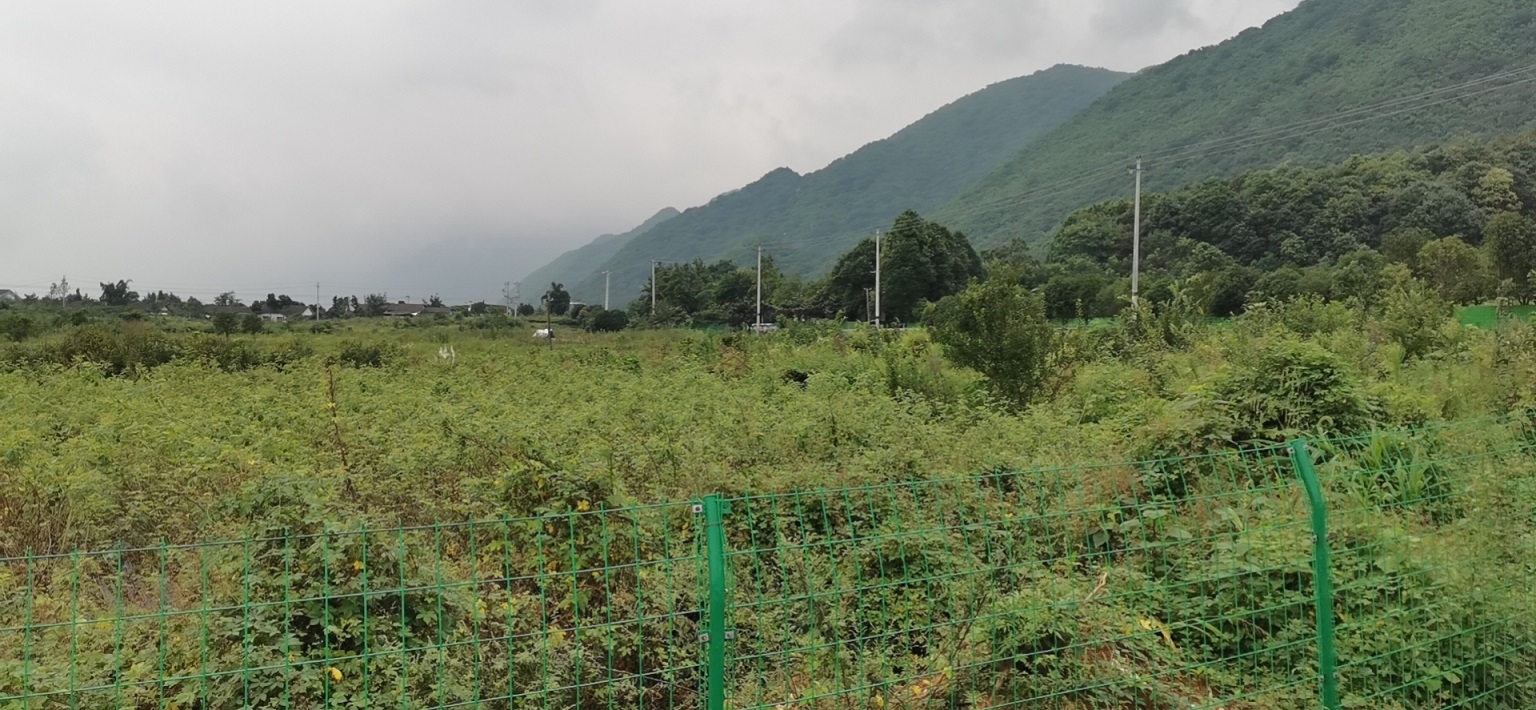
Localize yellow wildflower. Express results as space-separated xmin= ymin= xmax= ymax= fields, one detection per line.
xmin=328 ymin=666 xmax=343 ymax=682
xmin=576 ymin=500 xmax=591 ymax=512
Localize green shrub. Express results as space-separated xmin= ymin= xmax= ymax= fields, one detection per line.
xmin=0 ymin=314 xmax=37 ymax=342
xmin=336 ymin=340 xmax=401 ymax=368
xmin=929 ymin=280 xmax=1056 ymax=408
xmin=1212 ymin=339 xmax=1370 ymax=441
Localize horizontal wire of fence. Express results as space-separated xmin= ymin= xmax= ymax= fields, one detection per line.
xmin=1 ymin=415 xmax=1533 ymax=709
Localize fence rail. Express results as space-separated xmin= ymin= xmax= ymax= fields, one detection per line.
xmin=2 ymin=417 xmax=1534 ymax=709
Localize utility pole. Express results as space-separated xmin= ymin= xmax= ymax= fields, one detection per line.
xmin=602 ymin=271 xmax=610 ymax=310
xmin=1131 ymin=157 xmax=1143 ymax=308
xmin=651 ymin=260 xmax=660 ymax=315
xmin=864 ymin=288 xmax=872 ymax=325
xmin=873 ymin=229 xmax=882 ymax=327
xmin=316 ymin=282 xmax=321 ymax=319
xmin=755 ymin=245 xmax=763 ymax=329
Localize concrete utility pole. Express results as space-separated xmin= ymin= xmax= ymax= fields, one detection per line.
xmin=1131 ymin=158 xmax=1143 ymax=308
xmin=651 ymin=260 xmax=660 ymax=315
xmin=316 ymin=282 xmax=321 ymax=319
xmin=755 ymin=245 xmax=763 ymax=329
xmin=602 ymin=271 xmax=611 ymax=310
xmin=873 ymin=229 xmax=882 ymax=327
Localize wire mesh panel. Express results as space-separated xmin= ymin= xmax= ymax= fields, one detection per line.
xmin=0 ymin=503 xmax=706 ymax=709
xmin=1310 ymin=417 xmax=1536 ymax=708
xmin=717 ymin=446 xmax=1318 ymax=710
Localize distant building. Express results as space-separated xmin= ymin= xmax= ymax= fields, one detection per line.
xmin=0 ymin=289 xmax=18 ymax=302
xmin=382 ymin=303 xmax=452 ymax=318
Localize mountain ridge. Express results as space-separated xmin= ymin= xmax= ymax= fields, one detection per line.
xmin=936 ymin=0 xmax=1536 ymax=249
xmin=548 ymin=64 xmax=1129 ymax=303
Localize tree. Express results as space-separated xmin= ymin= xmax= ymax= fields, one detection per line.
xmin=47 ymin=276 xmax=71 ymax=304
xmin=516 ymin=303 xmax=535 ymax=317
xmin=213 ymin=292 xmax=240 ymax=306
xmin=1416 ymin=237 xmax=1494 ymax=305
xmin=1483 ymin=212 xmax=1536 ymax=300
xmin=1472 ymin=167 xmax=1522 ymax=214
xmin=328 ymin=296 xmax=351 ymax=318
xmin=211 ymin=312 xmax=239 ymax=337
xmin=469 ymin=301 xmax=489 ymax=315
xmin=1380 ymin=228 xmax=1433 ymax=269
xmin=587 ymin=308 xmax=630 ymax=333
xmin=825 ymin=210 xmax=983 ymax=323
xmin=362 ymin=294 xmax=388 ymax=318
xmin=428 ymin=294 xmax=444 ymax=307
xmin=544 ymin=283 xmax=571 ymax=316
xmin=99 ymin=280 xmax=139 ymax=306
xmin=1379 ymin=265 xmax=1453 ymax=360
xmin=240 ymin=314 xmax=264 ymax=334
xmin=928 ymin=279 xmax=1055 ymax=408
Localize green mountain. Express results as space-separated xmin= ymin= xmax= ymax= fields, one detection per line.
xmin=521 ymin=207 xmax=679 ymax=303
xmin=938 ymin=0 xmax=1536 ymax=249
xmin=561 ymin=64 xmax=1128 ymax=302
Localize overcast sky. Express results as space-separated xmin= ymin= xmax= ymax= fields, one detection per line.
xmin=0 ymin=0 xmax=1300 ymax=303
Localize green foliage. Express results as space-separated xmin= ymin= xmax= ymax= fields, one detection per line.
xmin=241 ymin=313 xmax=264 ymax=334
xmin=335 ymin=340 xmax=401 ymax=368
xmin=1485 ymin=211 xmax=1536 ymax=297
xmin=211 ymin=311 xmax=240 ymax=336
xmin=825 ymin=210 xmax=984 ymax=323
xmin=97 ymin=279 xmax=138 ymax=306
xmin=1416 ymin=236 xmax=1494 ymax=304
xmin=928 ymin=279 xmax=1055 ymax=407
xmin=585 ymin=308 xmax=629 ymax=333
xmin=1378 ymin=266 xmax=1455 ymax=359
xmin=543 ymin=282 xmax=571 ymax=316
xmin=0 ymin=315 xmax=36 ymax=342
xmin=1212 ymin=339 xmax=1370 ymax=441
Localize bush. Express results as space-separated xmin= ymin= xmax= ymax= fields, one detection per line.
xmin=48 ymin=324 xmax=184 ymax=376
xmin=1212 ymin=339 xmax=1370 ymax=441
xmin=586 ymin=308 xmax=629 ymax=333
xmin=0 ymin=314 xmax=37 ymax=342
xmin=336 ymin=340 xmax=401 ymax=368
xmin=929 ymin=280 xmax=1056 ymax=408
xmin=1377 ymin=267 xmax=1453 ymax=359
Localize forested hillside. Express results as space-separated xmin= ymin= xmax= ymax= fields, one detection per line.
xmin=938 ymin=0 xmax=1536 ymax=248
xmin=521 ymin=207 xmax=678 ymax=302
xmin=566 ymin=65 xmax=1127 ymax=300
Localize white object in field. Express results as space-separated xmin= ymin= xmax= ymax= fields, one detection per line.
xmin=533 ymin=329 xmax=554 ymax=339
xmin=437 ymin=345 xmax=457 ymax=361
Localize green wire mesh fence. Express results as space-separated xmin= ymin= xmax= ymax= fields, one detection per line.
xmin=718 ymin=444 xmax=1319 ymax=710
xmin=1 ymin=417 xmax=1534 ymax=709
xmin=1308 ymin=418 xmax=1536 ymax=708
xmin=0 ymin=503 xmax=708 ymax=710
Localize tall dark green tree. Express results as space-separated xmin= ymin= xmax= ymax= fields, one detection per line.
xmin=544 ymin=283 xmax=571 ymax=316
xmin=99 ymin=280 xmax=138 ymax=306
xmin=825 ymin=210 xmax=982 ymax=323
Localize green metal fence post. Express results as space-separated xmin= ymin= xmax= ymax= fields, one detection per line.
xmin=702 ymin=495 xmax=731 ymax=710
xmin=1289 ymin=438 xmax=1341 ymax=710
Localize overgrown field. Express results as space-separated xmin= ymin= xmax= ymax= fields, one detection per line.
xmin=2 ymin=305 xmax=1536 ymax=707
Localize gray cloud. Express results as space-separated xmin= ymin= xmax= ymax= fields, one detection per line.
xmin=0 ymin=0 xmax=1299 ymax=303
